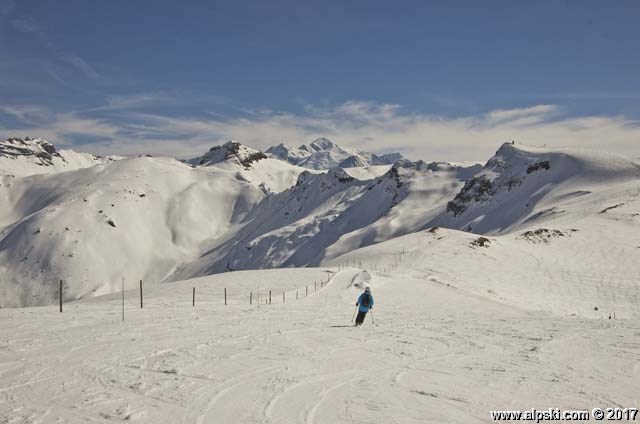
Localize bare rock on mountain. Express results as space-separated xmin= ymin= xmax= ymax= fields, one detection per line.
xmin=187 ymin=141 xmax=267 ymax=169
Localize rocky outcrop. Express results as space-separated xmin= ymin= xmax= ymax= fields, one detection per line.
xmin=187 ymin=141 xmax=267 ymax=169
xmin=0 ymin=137 xmax=63 ymax=166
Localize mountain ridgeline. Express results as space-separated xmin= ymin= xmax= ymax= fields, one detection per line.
xmin=1 ymin=136 xmax=639 ymax=306
xmin=265 ymin=138 xmax=404 ymax=169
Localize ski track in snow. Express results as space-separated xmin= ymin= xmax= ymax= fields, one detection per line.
xmin=1 ymin=265 xmax=639 ymax=423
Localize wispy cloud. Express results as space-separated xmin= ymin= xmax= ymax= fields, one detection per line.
xmin=0 ymin=105 xmax=50 ymax=124
xmin=5 ymin=12 xmax=100 ymax=82
xmin=60 ymin=54 xmax=99 ymax=80
xmin=1 ymin=99 xmax=639 ymax=161
xmin=105 ymin=92 xmax=174 ymax=109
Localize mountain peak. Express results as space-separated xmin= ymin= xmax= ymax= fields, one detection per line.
xmin=266 ymin=138 xmax=404 ymax=170
xmin=1 ymin=137 xmax=62 ymax=166
xmin=309 ymin=137 xmax=336 ymax=151
xmin=188 ymin=141 xmax=267 ymax=168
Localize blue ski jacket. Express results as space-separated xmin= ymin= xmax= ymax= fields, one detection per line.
xmin=356 ymin=293 xmax=374 ymax=312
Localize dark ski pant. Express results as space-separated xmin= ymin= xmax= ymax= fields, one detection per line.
xmin=355 ymin=311 xmax=367 ymax=326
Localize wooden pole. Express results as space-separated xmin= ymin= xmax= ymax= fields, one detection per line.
xmin=269 ymin=290 xmax=272 ymax=305
xmin=59 ymin=280 xmax=63 ymax=313
xmin=283 ymin=291 xmax=285 ymax=303
xmin=250 ymin=292 xmax=252 ymax=305
xmin=296 ymin=289 xmax=298 ymax=300
xmin=192 ymin=287 xmax=195 ymax=306
xmin=314 ymin=281 xmax=317 ymax=292
xmin=224 ymin=288 xmax=227 ymax=306
xmin=121 ymin=277 xmax=124 ymax=322
xmin=306 ymin=285 xmax=308 ymax=296
xmin=139 ymin=280 xmax=143 ymax=309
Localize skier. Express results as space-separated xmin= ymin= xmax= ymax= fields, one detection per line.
xmin=354 ymin=287 xmax=374 ymax=326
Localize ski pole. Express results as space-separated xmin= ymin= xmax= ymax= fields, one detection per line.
xmin=352 ymin=305 xmax=358 ymax=322
xmin=370 ymin=310 xmax=375 ymax=325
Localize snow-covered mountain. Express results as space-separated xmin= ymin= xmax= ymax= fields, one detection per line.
xmin=2 ymin=141 xmax=639 ymax=424
xmin=2 ymin=139 xmax=639 ymax=308
xmin=429 ymin=142 xmax=640 ymax=234
xmin=186 ymin=140 xmax=267 ymax=168
xmin=0 ymin=141 xmax=310 ymax=307
xmin=265 ymin=137 xmax=404 ymax=170
xmin=185 ymin=140 xmax=312 ymax=193
xmin=170 ymin=160 xmax=481 ymax=279
xmin=0 ymin=137 xmax=118 ymax=177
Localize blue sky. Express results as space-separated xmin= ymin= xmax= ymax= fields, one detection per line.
xmin=1 ymin=0 xmax=639 ymax=161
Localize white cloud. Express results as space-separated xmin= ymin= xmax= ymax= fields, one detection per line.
xmin=61 ymin=54 xmax=99 ymax=79
xmin=104 ymin=92 xmax=174 ymax=109
xmin=1 ymin=100 xmax=639 ymax=162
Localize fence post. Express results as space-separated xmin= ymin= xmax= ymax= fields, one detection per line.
xmin=283 ymin=291 xmax=285 ymax=303
xmin=269 ymin=290 xmax=272 ymax=305
xmin=314 ymin=281 xmax=317 ymax=292
xmin=140 ymin=280 xmax=143 ymax=309
xmin=306 ymin=285 xmax=308 ymax=296
xmin=250 ymin=292 xmax=253 ymax=305
xmin=59 ymin=280 xmax=63 ymax=313
xmin=296 ymin=289 xmax=299 ymax=300
xmin=224 ymin=288 xmax=227 ymax=306
xmin=192 ymin=287 xmax=195 ymax=306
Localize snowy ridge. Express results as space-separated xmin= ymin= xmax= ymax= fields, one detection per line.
xmin=170 ymin=160 xmax=477 ymax=279
xmin=0 ymin=137 xmax=118 ymax=177
xmin=1 ymin=141 xmax=640 ymax=308
xmin=431 ymin=142 xmax=640 ymax=234
xmin=266 ymin=137 xmax=404 ymax=170
xmin=186 ymin=141 xmax=312 ymax=193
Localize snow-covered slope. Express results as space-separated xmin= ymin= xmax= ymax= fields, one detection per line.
xmin=3 ymin=141 xmax=639 ymax=308
xmin=266 ymin=137 xmax=404 ymax=170
xmin=1 ymin=142 xmax=639 ymax=422
xmin=325 ymin=218 xmax=640 ymax=318
xmin=0 ymin=156 xmax=279 ymax=307
xmin=1 ymin=254 xmax=638 ymax=422
xmin=0 ymin=137 xmax=117 ymax=177
xmin=170 ymin=160 xmax=479 ymax=279
xmin=429 ymin=142 xmax=640 ymax=234
xmin=341 ymin=164 xmax=393 ymax=180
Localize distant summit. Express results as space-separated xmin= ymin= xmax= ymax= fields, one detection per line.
xmin=0 ymin=137 xmax=63 ymax=165
xmin=265 ymin=138 xmax=404 ymax=170
xmin=186 ymin=141 xmax=267 ymax=169
xmin=0 ymin=136 xmax=117 ymax=177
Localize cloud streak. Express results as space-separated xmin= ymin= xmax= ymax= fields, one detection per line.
xmin=1 ymin=99 xmax=639 ymax=162
xmin=61 ymin=54 xmax=100 ymax=79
